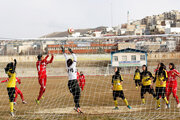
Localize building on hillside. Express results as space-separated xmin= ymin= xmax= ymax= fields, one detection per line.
xmin=118 ymin=43 xmax=136 ymax=50
xmin=166 ymin=41 xmax=176 ymax=52
xmin=92 ymin=31 xmax=102 ymax=37
xmin=135 ymin=41 xmax=168 ymax=52
xmin=70 ymin=32 xmax=81 ymax=37
xmin=165 ymin=27 xmax=180 ymax=34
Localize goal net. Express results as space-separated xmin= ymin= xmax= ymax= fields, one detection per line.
xmin=0 ymin=35 xmax=180 ymax=120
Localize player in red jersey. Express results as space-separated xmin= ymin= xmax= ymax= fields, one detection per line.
xmin=1 ymin=77 xmax=27 ymax=105
xmin=35 ymin=54 xmax=54 ymax=104
xmin=166 ymin=63 xmax=180 ymax=108
xmin=78 ymin=71 xmax=86 ymax=91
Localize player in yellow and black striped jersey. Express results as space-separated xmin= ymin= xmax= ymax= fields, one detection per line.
xmin=133 ymin=66 xmax=141 ymax=90
xmin=4 ymin=59 xmax=17 ymax=117
xmin=153 ymin=63 xmax=170 ymax=109
xmin=140 ymin=65 xmax=156 ymax=104
xmin=111 ymin=67 xmax=132 ymax=110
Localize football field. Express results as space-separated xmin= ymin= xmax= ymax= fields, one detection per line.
xmin=0 ymin=74 xmax=180 ymax=120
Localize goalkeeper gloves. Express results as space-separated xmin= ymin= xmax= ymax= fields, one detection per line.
xmin=61 ymin=46 xmax=65 ymax=53
xmin=68 ymin=48 xmax=73 ymax=53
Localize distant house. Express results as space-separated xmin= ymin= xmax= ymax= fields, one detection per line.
xmin=111 ymin=48 xmax=147 ymax=67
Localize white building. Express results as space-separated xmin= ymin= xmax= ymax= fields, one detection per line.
xmin=71 ymin=32 xmax=81 ymax=37
xmin=111 ymin=48 xmax=147 ymax=67
xmin=93 ymin=31 xmax=102 ymax=37
xmin=166 ymin=41 xmax=176 ymax=52
xmin=106 ymin=27 xmax=114 ymax=32
xmin=120 ymin=29 xmax=126 ymax=35
xmin=165 ymin=27 xmax=180 ymax=34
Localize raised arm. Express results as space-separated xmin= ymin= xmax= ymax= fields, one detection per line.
xmin=61 ymin=46 xmax=68 ymax=68
xmin=11 ymin=59 xmax=17 ymax=73
xmin=64 ymin=53 xmax=68 ymax=61
xmin=68 ymin=48 xmax=77 ymax=63
xmin=72 ymin=53 xmax=77 ymax=62
xmin=45 ymin=54 xmax=49 ymax=60
xmin=46 ymin=54 xmax=54 ymax=64
xmin=41 ymin=54 xmax=49 ymax=63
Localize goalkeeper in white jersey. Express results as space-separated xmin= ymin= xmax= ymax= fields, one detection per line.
xmin=61 ymin=46 xmax=82 ymax=113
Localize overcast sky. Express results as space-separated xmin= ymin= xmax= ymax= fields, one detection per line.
xmin=0 ymin=0 xmax=179 ymax=38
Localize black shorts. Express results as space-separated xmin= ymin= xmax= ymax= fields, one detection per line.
xmin=68 ymin=79 xmax=80 ymax=94
xmin=7 ymin=88 xmax=15 ymax=102
xmin=156 ymin=87 xmax=166 ymax=99
xmin=141 ymin=85 xmax=153 ymax=93
xmin=113 ymin=91 xmax=125 ymax=100
xmin=141 ymin=85 xmax=156 ymax=98
xmin=134 ymin=79 xmax=141 ymax=86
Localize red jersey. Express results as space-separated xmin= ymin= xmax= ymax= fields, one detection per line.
xmin=36 ymin=55 xmax=54 ymax=75
xmin=77 ymin=72 xmax=80 ymax=80
xmin=167 ymin=69 xmax=180 ymax=82
xmin=79 ymin=75 xmax=85 ymax=86
xmin=78 ymin=74 xmax=85 ymax=91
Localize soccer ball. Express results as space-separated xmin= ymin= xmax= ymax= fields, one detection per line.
xmin=68 ymin=28 xmax=74 ymax=34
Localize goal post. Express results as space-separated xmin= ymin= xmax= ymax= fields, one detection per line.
xmin=0 ymin=35 xmax=180 ymax=119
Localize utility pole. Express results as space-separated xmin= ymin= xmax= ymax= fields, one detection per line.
xmin=127 ymin=11 xmax=130 ymax=25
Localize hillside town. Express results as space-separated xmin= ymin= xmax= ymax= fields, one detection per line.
xmin=68 ymin=10 xmax=180 ymax=37
xmin=0 ymin=10 xmax=180 ymax=55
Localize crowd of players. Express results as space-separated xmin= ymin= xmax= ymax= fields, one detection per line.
xmin=132 ymin=63 xmax=180 ymax=109
xmin=1 ymin=47 xmax=180 ymax=116
xmin=112 ymin=62 xmax=180 ymax=110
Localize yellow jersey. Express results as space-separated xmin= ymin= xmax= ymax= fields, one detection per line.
xmin=134 ymin=69 xmax=141 ymax=80
xmin=141 ymin=71 xmax=153 ymax=86
xmin=112 ymin=74 xmax=123 ymax=91
xmin=7 ymin=71 xmax=16 ymax=88
xmin=154 ymin=69 xmax=168 ymax=87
